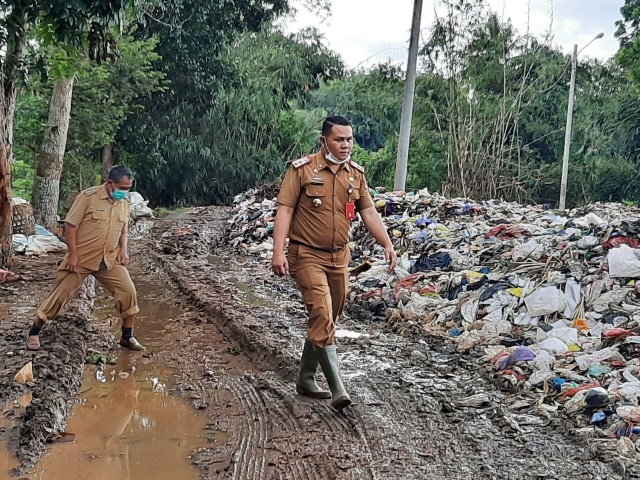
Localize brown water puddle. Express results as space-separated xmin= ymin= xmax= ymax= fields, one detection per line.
xmin=1 ymin=402 xmax=20 ymax=477
xmin=27 ymin=354 xmax=210 ymax=480
xmin=0 ymin=393 xmax=32 ymax=477
xmin=2 ymin=277 xmax=223 ymax=479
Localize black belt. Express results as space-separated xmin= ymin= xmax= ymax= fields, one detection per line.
xmin=289 ymin=240 xmax=346 ymax=253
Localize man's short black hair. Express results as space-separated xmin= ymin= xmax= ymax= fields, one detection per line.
xmin=108 ymin=165 xmax=134 ymax=183
xmin=322 ymin=115 xmax=352 ymax=137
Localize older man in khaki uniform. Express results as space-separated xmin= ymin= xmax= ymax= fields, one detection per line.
xmin=272 ymin=115 xmax=397 ymax=410
xmin=26 ymin=165 xmax=145 ymax=351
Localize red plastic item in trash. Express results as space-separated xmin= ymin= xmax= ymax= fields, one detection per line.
xmin=601 ymin=236 xmax=640 ymax=250
xmin=603 ymin=328 xmax=632 ymax=339
xmin=560 ymin=381 xmax=600 ymax=399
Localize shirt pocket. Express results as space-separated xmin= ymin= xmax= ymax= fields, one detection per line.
xmin=304 ymin=184 xmax=327 ymax=197
xmin=85 ymin=209 xmax=109 ymax=228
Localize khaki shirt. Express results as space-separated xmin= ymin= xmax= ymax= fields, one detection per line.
xmin=61 ymin=184 xmax=129 ymax=271
xmin=277 ymin=151 xmax=375 ymax=251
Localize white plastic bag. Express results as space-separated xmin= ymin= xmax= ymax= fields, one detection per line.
xmin=512 ymin=239 xmax=543 ymax=261
xmin=525 ymin=286 xmax=567 ymax=316
xmin=564 ymin=279 xmax=581 ymax=318
xmin=547 ymin=327 xmax=578 ymax=345
xmin=539 ymin=338 xmax=569 ymax=355
xmin=608 ymin=245 xmax=640 ymax=278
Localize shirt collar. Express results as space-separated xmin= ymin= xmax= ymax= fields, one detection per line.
xmin=99 ymin=184 xmax=111 ymax=200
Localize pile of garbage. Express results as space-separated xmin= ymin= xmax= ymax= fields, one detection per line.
xmin=219 ymin=184 xmax=279 ymax=256
xmin=221 ymin=186 xmax=640 ymax=441
xmin=128 ymin=192 xmax=155 ymax=239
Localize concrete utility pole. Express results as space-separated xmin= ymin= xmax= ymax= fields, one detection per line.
xmin=558 ymin=44 xmax=577 ymax=211
xmin=558 ymin=32 xmax=604 ymax=210
xmin=393 ymin=0 xmax=423 ymax=192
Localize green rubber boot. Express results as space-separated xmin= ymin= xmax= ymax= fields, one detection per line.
xmin=296 ymin=339 xmax=331 ymax=399
xmin=316 ymin=345 xmax=352 ymax=411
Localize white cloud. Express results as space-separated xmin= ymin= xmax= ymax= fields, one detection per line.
xmin=284 ymin=0 xmax=624 ymax=69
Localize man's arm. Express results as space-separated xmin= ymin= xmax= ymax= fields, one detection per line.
xmin=118 ymin=230 xmax=130 ymax=265
xmin=63 ymin=193 xmax=88 ymax=272
xmin=272 ymin=205 xmax=294 ymax=276
xmin=64 ymin=223 xmax=79 ymax=272
xmin=359 ymin=207 xmax=397 ymax=272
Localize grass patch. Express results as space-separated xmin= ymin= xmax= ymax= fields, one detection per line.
xmin=155 ymin=206 xmax=190 ymax=217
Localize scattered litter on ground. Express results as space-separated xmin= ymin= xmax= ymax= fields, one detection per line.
xmin=216 ymin=186 xmax=640 ymax=452
xmin=14 ymin=362 xmax=34 ymax=384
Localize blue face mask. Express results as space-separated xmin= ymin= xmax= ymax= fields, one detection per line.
xmin=111 ymin=189 xmax=129 ymax=201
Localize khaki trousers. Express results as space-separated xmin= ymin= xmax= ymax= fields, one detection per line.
xmin=288 ymin=244 xmax=349 ymax=349
xmin=37 ymin=263 xmax=139 ymax=323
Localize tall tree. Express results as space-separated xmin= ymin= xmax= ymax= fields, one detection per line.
xmin=31 ymin=77 xmax=74 ymax=231
xmin=0 ymin=0 xmax=130 ymax=267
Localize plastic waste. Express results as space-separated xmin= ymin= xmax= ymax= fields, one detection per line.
xmin=583 ymin=387 xmax=610 ymax=408
xmin=575 ymin=347 xmax=616 ymax=370
xmin=607 ymin=245 xmax=640 ymax=278
xmin=538 ymin=338 xmax=569 ymax=355
xmin=524 ymin=286 xmax=567 ymax=316
xmin=547 ymin=327 xmax=578 ymax=345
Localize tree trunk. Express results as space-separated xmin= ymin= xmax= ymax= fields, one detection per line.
xmin=101 ymin=143 xmax=113 ymax=182
xmin=0 ymin=84 xmax=15 ymax=268
xmin=0 ymin=14 xmax=27 ymax=268
xmin=32 ymin=77 xmax=74 ymax=233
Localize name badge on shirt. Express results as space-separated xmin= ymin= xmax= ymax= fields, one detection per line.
xmin=346 ymin=201 xmax=356 ymax=220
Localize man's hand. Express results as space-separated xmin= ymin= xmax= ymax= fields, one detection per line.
xmin=118 ymin=250 xmax=130 ymax=266
xmin=359 ymin=207 xmax=397 ymax=273
xmin=384 ymin=244 xmax=397 ymax=273
xmin=67 ymin=253 xmax=79 ymax=272
xmin=272 ymin=251 xmax=289 ymax=277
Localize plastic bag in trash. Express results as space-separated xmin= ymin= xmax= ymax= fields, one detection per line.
xmin=524 ymin=286 xmax=567 ymax=316
xmin=512 ymin=239 xmax=543 ymax=261
xmin=539 ymin=338 xmax=569 ymax=355
xmin=607 ymin=245 xmax=640 ymax=278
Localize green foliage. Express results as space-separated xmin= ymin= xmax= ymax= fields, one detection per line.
xmin=121 ymin=18 xmax=344 ymax=206
xmin=616 ymin=0 xmax=640 ymax=88
xmin=307 ymin=63 xmax=403 ymax=151
xmin=11 ymin=24 xmax=165 ymax=208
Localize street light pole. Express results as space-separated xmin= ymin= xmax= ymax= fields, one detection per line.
xmin=393 ymin=0 xmax=423 ymax=192
xmin=558 ymin=44 xmax=577 ymax=211
xmin=558 ymin=32 xmax=604 ymax=210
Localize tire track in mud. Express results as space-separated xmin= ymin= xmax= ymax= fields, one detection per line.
xmin=229 ymin=377 xmax=269 ymax=479
xmin=147 ymin=247 xmax=377 ymax=480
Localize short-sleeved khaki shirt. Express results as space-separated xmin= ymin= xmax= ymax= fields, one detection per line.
xmin=277 ymin=151 xmax=375 ymax=252
xmin=61 ymin=184 xmax=129 ymax=272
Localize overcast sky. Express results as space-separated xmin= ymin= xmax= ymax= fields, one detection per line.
xmin=284 ymin=0 xmax=624 ymax=69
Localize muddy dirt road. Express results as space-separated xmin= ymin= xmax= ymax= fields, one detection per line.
xmin=0 ymin=209 xmax=637 ymax=479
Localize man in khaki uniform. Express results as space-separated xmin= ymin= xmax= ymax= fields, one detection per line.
xmin=273 ymin=115 xmax=397 ymax=410
xmin=26 ymin=166 xmax=145 ymax=351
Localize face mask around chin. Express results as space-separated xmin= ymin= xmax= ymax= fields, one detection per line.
xmin=324 ymin=150 xmax=350 ymax=165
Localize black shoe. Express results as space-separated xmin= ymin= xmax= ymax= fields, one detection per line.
xmin=119 ymin=336 xmax=146 ymax=351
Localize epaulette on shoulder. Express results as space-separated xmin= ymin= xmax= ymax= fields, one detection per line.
xmin=350 ymin=160 xmax=365 ymax=173
xmin=84 ymin=186 xmax=100 ymax=196
xmin=291 ymin=156 xmax=311 ymax=169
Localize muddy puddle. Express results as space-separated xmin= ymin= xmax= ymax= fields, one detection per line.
xmin=1 ymin=277 xmax=220 ymax=479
